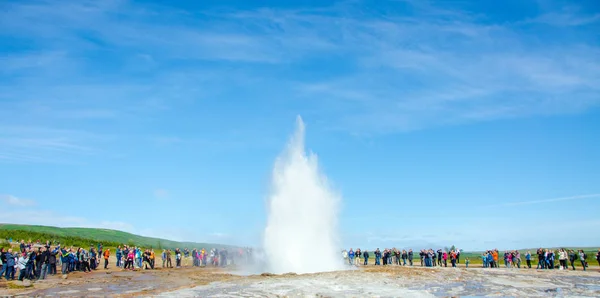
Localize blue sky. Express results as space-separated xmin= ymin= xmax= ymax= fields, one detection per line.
xmin=1 ymin=0 xmax=599 ymax=251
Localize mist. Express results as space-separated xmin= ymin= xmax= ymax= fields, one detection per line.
xmin=262 ymin=116 xmax=344 ymax=274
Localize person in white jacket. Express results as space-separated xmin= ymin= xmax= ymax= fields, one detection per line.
xmin=17 ymin=253 xmax=28 ymax=281
xmin=558 ymin=249 xmax=567 ymax=270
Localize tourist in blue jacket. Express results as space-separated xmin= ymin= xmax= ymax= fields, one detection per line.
xmin=374 ymin=248 xmax=382 ymax=265
xmin=348 ymin=249 xmax=354 ymax=265
xmin=4 ymin=249 xmax=15 ymax=280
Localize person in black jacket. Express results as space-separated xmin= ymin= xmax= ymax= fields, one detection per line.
xmin=38 ymin=246 xmax=49 ymax=280
xmin=48 ymin=247 xmax=57 ymax=275
xmin=35 ymin=248 xmax=43 ymax=278
xmin=408 ymin=249 xmax=414 ymax=266
xmin=0 ymin=248 xmax=6 ymax=278
xmin=363 ymin=250 xmax=369 ymax=265
xmin=25 ymin=249 xmax=36 ymax=280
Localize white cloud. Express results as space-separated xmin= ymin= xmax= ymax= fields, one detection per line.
xmin=0 ymin=209 xmax=86 ymax=226
xmin=97 ymin=221 xmax=136 ymax=233
xmin=0 ymin=194 xmax=37 ymax=207
xmin=0 ymin=0 xmax=597 ymax=147
xmin=489 ymin=193 xmax=600 ymax=207
xmin=209 ymin=232 xmax=229 ymax=238
xmin=153 ymin=188 xmax=170 ymax=200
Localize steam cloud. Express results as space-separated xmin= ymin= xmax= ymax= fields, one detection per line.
xmin=263 ymin=116 xmax=344 ymax=274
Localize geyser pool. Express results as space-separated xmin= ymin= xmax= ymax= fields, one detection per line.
xmin=263 ymin=116 xmax=344 ymax=274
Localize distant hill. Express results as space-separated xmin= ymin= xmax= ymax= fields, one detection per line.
xmin=0 ymin=223 xmax=231 ymax=249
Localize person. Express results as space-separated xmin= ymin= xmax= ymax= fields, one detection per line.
xmin=442 ymin=251 xmax=448 ymax=267
xmin=38 ymin=246 xmax=49 ymax=280
xmin=125 ymin=249 xmax=135 ymax=270
xmin=4 ymin=249 xmax=15 ymax=280
xmin=135 ymin=247 xmax=142 ymax=268
xmin=17 ymin=252 xmax=28 ymax=281
xmin=514 ymin=251 xmax=521 ymax=269
xmin=382 ymin=249 xmax=388 ymax=265
xmin=176 ymin=249 xmax=182 ymax=268
xmin=98 ymin=243 xmax=103 ymax=261
xmin=548 ymin=249 xmax=555 ymax=269
xmin=579 ymin=250 xmax=587 ymax=271
xmin=103 ymin=248 xmax=110 ymax=269
xmin=355 ymin=248 xmax=361 ymax=266
xmin=166 ymin=249 xmax=173 ymax=268
xmin=90 ymin=248 xmax=97 ymax=270
xmin=596 ymin=249 xmax=600 ymax=267
xmin=363 ymin=250 xmax=369 ymax=266
xmin=536 ymin=248 xmax=544 ymax=269
xmin=26 ymin=248 xmax=36 ymax=279
xmin=408 ymin=249 xmax=413 ymax=266
xmin=81 ymin=249 xmax=91 ymax=273
xmin=492 ymin=250 xmax=498 ymax=268
xmin=525 ymin=251 xmax=531 ymax=268
xmin=150 ymin=249 xmax=155 ymax=269
xmin=59 ymin=246 xmax=69 ymax=274
xmin=0 ymin=248 xmax=6 ymax=278
xmin=48 ymin=247 xmax=58 ymax=274
xmin=374 ymin=248 xmax=381 ymax=266
xmin=482 ymin=252 xmax=488 ymax=268
xmin=348 ymin=248 xmax=354 ymax=266
xmin=465 ymin=257 xmax=470 ymax=268
xmin=558 ymin=249 xmax=567 ymax=270
xmin=116 ymin=246 xmax=122 ymax=268
xmin=162 ymin=249 xmax=167 ymax=268
xmin=568 ymin=250 xmax=577 ymax=270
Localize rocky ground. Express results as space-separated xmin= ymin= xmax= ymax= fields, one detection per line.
xmin=1 ymin=265 xmax=599 ymax=297
xmin=162 ymin=266 xmax=600 ymax=297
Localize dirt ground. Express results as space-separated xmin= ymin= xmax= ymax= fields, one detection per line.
xmin=1 ymin=263 xmax=598 ymax=297
xmin=0 ymin=265 xmax=247 ymax=297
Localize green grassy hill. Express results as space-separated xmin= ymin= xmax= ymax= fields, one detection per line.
xmin=0 ymin=224 xmax=231 ymax=250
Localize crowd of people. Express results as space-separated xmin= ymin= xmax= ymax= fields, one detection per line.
xmin=2 ymin=239 xmax=600 ymax=283
xmin=0 ymin=239 xmax=251 ymax=282
xmin=342 ymin=248 xmax=465 ymax=267
xmin=479 ymin=248 xmax=593 ymax=271
xmin=341 ymin=247 xmax=600 ymax=271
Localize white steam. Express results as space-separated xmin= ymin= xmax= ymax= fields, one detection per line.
xmin=263 ymin=116 xmax=344 ymax=274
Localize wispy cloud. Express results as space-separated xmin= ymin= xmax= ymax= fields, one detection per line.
xmin=0 ymin=126 xmax=102 ymax=163
xmin=209 ymin=232 xmax=229 ymax=238
xmin=527 ymin=6 xmax=600 ymax=27
xmin=153 ymin=189 xmax=170 ymax=200
xmin=0 ymin=194 xmax=37 ymax=207
xmin=488 ymin=193 xmax=600 ymax=207
xmin=0 ymin=0 xmax=598 ymax=152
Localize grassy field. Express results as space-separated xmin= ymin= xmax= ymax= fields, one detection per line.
xmin=0 ymin=224 xmax=231 ymax=250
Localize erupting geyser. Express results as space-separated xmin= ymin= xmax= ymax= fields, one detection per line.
xmin=263 ymin=116 xmax=344 ymax=274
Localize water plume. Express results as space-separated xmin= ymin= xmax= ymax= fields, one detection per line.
xmin=263 ymin=116 xmax=344 ymax=274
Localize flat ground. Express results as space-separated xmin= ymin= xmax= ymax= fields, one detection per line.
xmin=1 ymin=264 xmax=599 ymax=297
